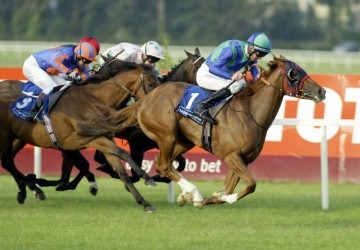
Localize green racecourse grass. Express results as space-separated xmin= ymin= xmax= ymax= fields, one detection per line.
xmin=0 ymin=174 xmax=359 ymax=250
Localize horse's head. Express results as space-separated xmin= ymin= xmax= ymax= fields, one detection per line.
xmin=265 ymin=55 xmax=326 ymax=103
xmin=162 ymin=47 xmax=205 ymax=84
xmin=89 ymin=59 xmax=160 ymax=107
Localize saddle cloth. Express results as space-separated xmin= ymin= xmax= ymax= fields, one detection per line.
xmin=174 ymin=85 xmax=226 ymax=125
xmin=10 ymin=81 xmax=52 ymax=122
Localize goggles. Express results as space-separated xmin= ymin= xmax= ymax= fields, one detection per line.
xmin=255 ymin=50 xmax=268 ymax=58
xmin=81 ymin=58 xmax=93 ymax=64
xmin=147 ymin=55 xmax=160 ymax=63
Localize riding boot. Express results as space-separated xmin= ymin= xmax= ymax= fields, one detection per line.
xmin=26 ymin=92 xmax=46 ymax=122
xmin=193 ymin=88 xmax=232 ymax=124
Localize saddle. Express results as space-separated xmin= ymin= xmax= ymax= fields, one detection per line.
xmin=174 ymin=85 xmax=231 ymax=153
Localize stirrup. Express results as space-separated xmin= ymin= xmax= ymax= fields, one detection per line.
xmin=197 ymin=110 xmax=215 ymax=124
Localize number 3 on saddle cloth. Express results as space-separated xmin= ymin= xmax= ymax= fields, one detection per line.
xmin=10 ymin=81 xmax=62 ymax=123
xmin=174 ymin=85 xmax=228 ymax=125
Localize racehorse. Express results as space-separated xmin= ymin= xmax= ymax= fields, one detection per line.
xmin=1 ymin=48 xmax=204 ymax=199
xmin=79 ymin=55 xmax=326 ymax=208
xmin=0 ymin=60 xmax=160 ymax=212
xmin=94 ymin=47 xmax=205 ymax=183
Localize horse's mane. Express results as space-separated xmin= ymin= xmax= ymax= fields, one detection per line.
xmin=160 ymin=59 xmax=188 ymax=83
xmin=236 ymin=60 xmax=279 ymax=98
xmin=87 ymin=60 xmax=153 ymax=84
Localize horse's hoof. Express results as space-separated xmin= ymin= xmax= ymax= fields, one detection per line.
xmin=177 ymin=193 xmax=192 ymax=207
xmin=144 ymin=178 xmax=157 ymax=187
xmin=35 ymin=192 xmax=47 ymax=201
xmin=56 ymin=182 xmax=68 ymax=191
xmin=144 ymin=205 xmax=156 ymax=213
xmin=89 ymin=187 xmax=98 ymax=196
xmin=17 ymin=192 xmax=26 ymax=204
xmin=193 ymin=200 xmax=205 ymax=209
xmin=212 ymin=191 xmax=226 ymax=199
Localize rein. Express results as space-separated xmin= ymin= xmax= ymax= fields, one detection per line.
xmin=193 ymin=56 xmax=204 ymax=67
xmin=253 ymin=64 xmax=305 ymax=98
xmin=238 ymin=62 xmax=308 ymax=130
xmin=109 ymin=72 xmax=153 ymax=101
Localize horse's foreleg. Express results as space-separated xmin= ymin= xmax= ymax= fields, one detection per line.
xmin=55 ymin=151 xmax=76 ymax=191
xmin=206 ymin=154 xmax=256 ymax=205
xmin=204 ymin=170 xmax=239 ymax=205
xmin=72 ymin=151 xmax=98 ymax=195
xmin=12 ymin=138 xmax=47 ymax=201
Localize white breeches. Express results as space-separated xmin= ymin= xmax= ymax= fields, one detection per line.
xmin=23 ymin=55 xmax=68 ymax=95
xmin=196 ymin=64 xmax=246 ymax=94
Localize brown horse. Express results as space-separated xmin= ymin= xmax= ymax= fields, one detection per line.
xmin=0 ymin=60 xmax=160 ymax=212
xmin=26 ymin=47 xmax=204 ymax=192
xmin=79 ymin=55 xmax=326 ymax=208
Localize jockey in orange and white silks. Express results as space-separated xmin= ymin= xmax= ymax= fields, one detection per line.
xmin=23 ymin=42 xmax=97 ymax=95
xmin=99 ymin=41 xmax=164 ymax=73
xmin=194 ymin=32 xmax=272 ymax=124
xmin=23 ymin=42 xmax=98 ymax=122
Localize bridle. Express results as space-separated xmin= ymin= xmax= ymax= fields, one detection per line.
xmin=244 ymin=60 xmax=310 ymax=130
xmin=109 ymin=71 xmax=158 ymax=103
xmin=252 ymin=60 xmax=309 ymax=98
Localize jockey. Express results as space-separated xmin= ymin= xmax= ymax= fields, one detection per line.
xmin=23 ymin=41 xmax=98 ymax=122
xmin=194 ymin=32 xmax=272 ymax=124
xmin=99 ymin=41 xmax=164 ymax=73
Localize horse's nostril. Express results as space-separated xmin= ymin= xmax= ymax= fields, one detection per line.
xmin=319 ymin=88 xmax=326 ymax=100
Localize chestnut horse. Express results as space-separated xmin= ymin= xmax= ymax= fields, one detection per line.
xmin=80 ymin=55 xmax=326 ymax=208
xmin=0 ymin=60 xmax=160 ymax=212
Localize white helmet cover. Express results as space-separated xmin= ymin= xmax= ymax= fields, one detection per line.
xmin=141 ymin=41 xmax=164 ymax=59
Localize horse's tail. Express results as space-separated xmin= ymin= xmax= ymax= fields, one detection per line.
xmin=106 ymin=100 xmax=141 ymax=130
xmin=77 ymin=101 xmax=141 ymax=138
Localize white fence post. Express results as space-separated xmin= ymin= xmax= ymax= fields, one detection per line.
xmin=34 ymin=146 xmax=42 ymax=178
xmin=320 ymin=126 xmax=329 ymax=210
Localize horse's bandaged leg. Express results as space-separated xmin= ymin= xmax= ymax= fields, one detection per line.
xmin=220 ymin=193 xmax=238 ymax=204
xmin=177 ymin=177 xmax=203 ymax=202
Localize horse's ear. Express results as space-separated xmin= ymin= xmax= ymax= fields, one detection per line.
xmin=195 ymin=47 xmax=201 ymax=56
xmin=279 ymin=55 xmax=287 ymax=60
xmin=184 ymin=49 xmax=192 ymax=58
xmin=101 ymin=55 xmax=109 ymax=62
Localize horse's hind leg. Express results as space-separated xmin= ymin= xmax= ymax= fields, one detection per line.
xmin=87 ymin=138 xmax=155 ymax=212
xmin=155 ymin=140 xmax=204 ymax=208
xmin=151 ymin=155 xmax=186 ymax=183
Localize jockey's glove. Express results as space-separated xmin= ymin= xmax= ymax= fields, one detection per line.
xmin=67 ymin=71 xmax=79 ymax=80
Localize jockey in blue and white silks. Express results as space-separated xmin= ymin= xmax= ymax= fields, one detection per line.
xmin=194 ymin=32 xmax=272 ymax=124
xmin=23 ymin=41 xmax=98 ymax=122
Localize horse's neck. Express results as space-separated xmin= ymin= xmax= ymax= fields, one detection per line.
xmin=85 ymin=77 xmax=134 ymax=109
xmin=167 ymin=60 xmax=196 ymax=84
xmin=250 ymin=76 xmax=284 ymax=129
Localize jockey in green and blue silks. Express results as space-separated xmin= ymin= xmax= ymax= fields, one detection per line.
xmin=194 ymin=32 xmax=272 ymax=124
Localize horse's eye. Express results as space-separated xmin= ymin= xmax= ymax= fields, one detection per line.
xmin=288 ymin=69 xmax=298 ymax=81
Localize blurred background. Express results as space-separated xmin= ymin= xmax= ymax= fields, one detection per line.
xmin=0 ymin=0 xmax=359 ymax=73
